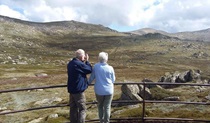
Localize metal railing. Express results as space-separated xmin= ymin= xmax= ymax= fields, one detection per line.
xmin=1 ymin=82 xmax=210 ymax=122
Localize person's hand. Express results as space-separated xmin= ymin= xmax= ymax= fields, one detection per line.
xmin=85 ymin=53 xmax=89 ymax=61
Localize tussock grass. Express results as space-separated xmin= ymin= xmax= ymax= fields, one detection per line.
xmin=150 ymin=87 xmax=181 ymax=100
xmin=148 ymin=108 xmax=210 ymax=120
xmin=115 ymin=106 xmax=143 ymax=117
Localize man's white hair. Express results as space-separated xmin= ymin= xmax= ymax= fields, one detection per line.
xmin=98 ymin=52 xmax=108 ymax=63
xmin=75 ymin=49 xmax=85 ymax=58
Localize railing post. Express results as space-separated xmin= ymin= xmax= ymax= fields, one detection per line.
xmin=142 ymin=81 xmax=146 ymax=123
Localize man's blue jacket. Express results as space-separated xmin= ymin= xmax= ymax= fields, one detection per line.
xmin=67 ymin=58 xmax=92 ymax=94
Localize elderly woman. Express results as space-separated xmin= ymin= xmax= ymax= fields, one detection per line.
xmin=89 ymin=52 xmax=116 ymax=123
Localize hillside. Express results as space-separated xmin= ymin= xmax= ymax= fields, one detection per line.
xmin=130 ymin=28 xmax=210 ymax=42
xmin=0 ymin=14 xmax=210 ymax=80
xmin=0 ymin=15 xmax=121 ymax=35
xmin=1 ymin=15 xmax=210 ymax=123
xmin=173 ymin=28 xmax=210 ymax=42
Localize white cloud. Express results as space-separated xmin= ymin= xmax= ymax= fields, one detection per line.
xmin=148 ymin=0 xmax=210 ymax=32
xmin=0 ymin=4 xmax=27 ymax=20
xmin=0 ymin=0 xmax=210 ymax=32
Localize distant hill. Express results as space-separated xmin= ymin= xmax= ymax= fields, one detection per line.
xmin=129 ymin=28 xmax=210 ymax=42
xmin=0 ymin=15 xmax=125 ymax=38
xmin=129 ymin=28 xmax=168 ymax=35
xmin=172 ymin=28 xmax=210 ymax=42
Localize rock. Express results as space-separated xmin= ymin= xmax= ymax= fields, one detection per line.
xmin=0 ymin=109 xmax=12 ymax=114
xmin=120 ymin=83 xmax=153 ymax=105
xmin=205 ymin=95 xmax=210 ymax=100
xmin=7 ymin=56 xmax=12 ymax=60
xmin=34 ymin=97 xmax=62 ymax=106
xmin=163 ymin=96 xmax=180 ymax=101
xmin=28 ymin=118 xmax=45 ymax=123
xmin=0 ymin=107 xmax=7 ymax=111
xmin=35 ymin=73 xmax=48 ymax=77
xmin=11 ymin=78 xmax=18 ymax=80
xmin=138 ymin=85 xmax=152 ymax=100
xmin=121 ymin=84 xmax=142 ymax=101
xmin=158 ymin=69 xmax=201 ymax=88
xmin=16 ymin=61 xmax=28 ymax=65
xmin=192 ymin=51 xmax=209 ymax=58
xmin=194 ymin=86 xmax=206 ymax=92
xmin=48 ymin=114 xmax=58 ymax=119
xmin=36 ymin=89 xmax=44 ymax=91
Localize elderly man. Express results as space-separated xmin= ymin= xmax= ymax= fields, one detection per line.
xmin=67 ymin=49 xmax=92 ymax=123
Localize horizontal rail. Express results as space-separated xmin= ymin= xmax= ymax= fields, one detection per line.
xmin=87 ymin=116 xmax=210 ymax=123
xmin=0 ymin=84 xmax=67 ymax=93
xmin=144 ymin=117 xmax=210 ymax=122
xmin=86 ymin=117 xmax=142 ymax=122
xmin=94 ymin=100 xmax=210 ymax=105
xmin=0 ymin=104 xmax=69 ymax=115
xmin=1 ymin=100 xmax=210 ymax=115
xmin=1 ymin=82 xmax=210 ymax=93
xmin=145 ymin=100 xmax=210 ymax=105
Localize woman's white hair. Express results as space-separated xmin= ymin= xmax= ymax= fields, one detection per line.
xmin=98 ymin=52 xmax=108 ymax=63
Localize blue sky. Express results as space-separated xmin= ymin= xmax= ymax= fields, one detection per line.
xmin=0 ymin=0 xmax=210 ymax=33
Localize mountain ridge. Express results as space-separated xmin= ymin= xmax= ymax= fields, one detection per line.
xmin=1 ymin=15 xmax=210 ymax=42
xmin=0 ymin=15 xmax=122 ymax=37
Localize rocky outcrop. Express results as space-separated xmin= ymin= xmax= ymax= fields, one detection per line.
xmin=158 ymin=69 xmax=201 ymax=88
xmin=119 ymin=70 xmax=203 ymax=104
xmin=192 ymin=51 xmax=208 ymax=58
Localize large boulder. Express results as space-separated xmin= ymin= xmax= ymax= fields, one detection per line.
xmin=121 ymin=84 xmax=142 ymax=101
xmin=120 ymin=83 xmax=152 ymax=102
xmin=138 ymin=85 xmax=152 ymax=100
